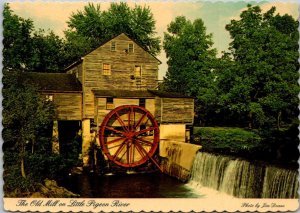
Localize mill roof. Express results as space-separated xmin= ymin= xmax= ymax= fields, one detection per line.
xmin=93 ymin=89 xmax=193 ymax=99
xmin=21 ymin=72 xmax=82 ymax=92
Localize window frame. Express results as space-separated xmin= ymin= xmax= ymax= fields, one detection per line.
xmin=128 ymin=43 xmax=134 ymax=53
xmin=102 ymin=63 xmax=111 ymax=75
xmin=106 ymin=97 xmax=114 ymax=110
xmin=111 ymin=41 xmax=116 ymax=51
xmin=134 ymin=65 xmax=142 ymax=78
xmin=139 ymin=98 xmax=146 ymax=108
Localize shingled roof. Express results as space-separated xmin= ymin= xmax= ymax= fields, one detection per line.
xmin=93 ymin=90 xmax=154 ymax=98
xmin=93 ymin=89 xmax=192 ymax=98
xmin=21 ymin=72 xmax=82 ymax=92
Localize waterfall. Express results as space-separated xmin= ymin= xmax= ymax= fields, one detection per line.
xmin=189 ymin=152 xmax=298 ymax=198
xmin=262 ymin=166 xmax=299 ymax=198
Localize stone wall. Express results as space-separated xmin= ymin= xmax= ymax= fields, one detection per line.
xmin=159 ymin=140 xmax=201 ymax=182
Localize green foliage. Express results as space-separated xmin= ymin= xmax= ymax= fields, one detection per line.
xmin=3 ymin=3 xmax=34 ymax=71
xmin=218 ymin=5 xmax=299 ymax=128
xmin=64 ymin=2 xmax=160 ymax=65
xmin=3 ymin=3 xmax=65 ymax=72
xmin=163 ymin=16 xmax=218 ymax=124
xmin=193 ymin=127 xmax=261 ymax=153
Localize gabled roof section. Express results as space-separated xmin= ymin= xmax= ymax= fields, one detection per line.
xmin=64 ymin=32 xmax=161 ymax=71
xmin=148 ymin=89 xmax=193 ymax=98
xmin=21 ymin=72 xmax=82 ymax=92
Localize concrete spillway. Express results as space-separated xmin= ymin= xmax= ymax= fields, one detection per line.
xmin=159 ymin=140 xmax=201 ymax=182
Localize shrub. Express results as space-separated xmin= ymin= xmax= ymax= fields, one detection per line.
xmin=192 ymin=127 xmax=262 ymax=154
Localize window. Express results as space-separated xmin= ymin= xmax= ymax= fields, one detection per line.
xmin=103 ymin=63 xmax=111 ymax=75
xmin=128 ymin=43 xmax=134 ymax=53
xmin=139 ymin=98 xmax=145 ymax=108
xmin=45 ymin=95 xmax=53 ymax=102
xmin=135 ymin=65 xmax=141 ymax=77
xmin=111 ymin=42 xmax=116 ymax=51
xmin=106 ymin=97 xmax=114 ymax=109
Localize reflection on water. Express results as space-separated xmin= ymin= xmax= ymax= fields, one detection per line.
xmin=60 ymin=172 xmax=202 ymax=198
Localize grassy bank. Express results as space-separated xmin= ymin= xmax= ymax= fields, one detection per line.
xmin=193 ymin=127 xmax=261 ymax=153
xmin=192 ymin=126 xmax=298 ymax=166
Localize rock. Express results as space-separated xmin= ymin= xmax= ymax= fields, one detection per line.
xmin=30 ymin=192 xmax=47 ymax=198
xmin=30 ymin=179 xmax=79 ymax=198
xmin=44 ymin=179 xmax=58 ymax=188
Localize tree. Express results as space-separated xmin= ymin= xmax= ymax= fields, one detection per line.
xmin=163 ymin=16 xmax=217 ymax=125
xmin=221 ymin=5 xmax=299 ymax=128
xmin=64 ymin=2 xmax=160 ymax=65
xmin=2 ymin=71 xmax=55 ymax=178
xmin=3 ymin=3 xmax=65 ymax=72
xmin=30 ymin=30 xmax=66 ymax=72
xmin=3 ymin=3 xmax=34 ymax=71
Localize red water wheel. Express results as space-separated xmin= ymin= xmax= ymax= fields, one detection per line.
xmin=99 ymin=105 xmax=161 ymax=170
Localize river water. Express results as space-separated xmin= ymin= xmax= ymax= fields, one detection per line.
xmin=60 ymin=152 xmax=298 ymax=199
xmin=61 ymin=172 xmax=202 ymax=198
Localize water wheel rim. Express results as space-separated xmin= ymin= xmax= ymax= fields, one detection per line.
xmin=99 ymin=105 xmax=159 ymax=168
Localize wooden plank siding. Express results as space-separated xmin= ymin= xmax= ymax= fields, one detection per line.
xmin=155 ymin=98 xmax=194 ymax=124
xmin=81 ymin=33 xmax=160 ymax=118
xmin=43 ymin=93 xmax=82 ymax=120
xmin=154 ymin=97 xmax=162 ymax=123
xmin=95 ymin=97 xmax=156 ymax=126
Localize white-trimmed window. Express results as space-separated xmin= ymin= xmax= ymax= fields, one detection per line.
xmin=135 ymin=65 xmax=141 ymax=77
xmin=103 ymin=63 xmax=111 ymax=75
xmin=128 ymin=43 xmax=134 ymax=53
xmin=111 ymin=42 xmax=116 ymax=51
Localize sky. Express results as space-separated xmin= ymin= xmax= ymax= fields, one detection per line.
xmin=9 ymin=1 xmax=299 ymax=80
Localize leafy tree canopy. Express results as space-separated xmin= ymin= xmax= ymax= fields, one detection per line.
xmin=64 ymin=2 xmax=161 ymax=65
xmin=218 ymin=5 xmax=299 ymax=128
xmin=163 ymin=16 xmax=218 ymax=124
xmin=3 ymin=3 xmax=65 ymax=72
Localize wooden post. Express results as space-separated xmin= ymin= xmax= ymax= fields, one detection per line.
xmin=82 ymin=118 xmax=91 ymax=168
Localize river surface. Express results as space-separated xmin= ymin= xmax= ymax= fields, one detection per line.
xmin=60 ymin=172 xmax=203 ymax=198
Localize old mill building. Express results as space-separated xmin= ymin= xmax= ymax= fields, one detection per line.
xmin=23 ymin=33 xmax=194 ymax=168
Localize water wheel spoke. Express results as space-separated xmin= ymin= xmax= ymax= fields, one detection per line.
xmin=135 ymin=142 xmax=146 ymax=159
xmin=135 ymin=137 xmax=153 ymax=146
xmin=119 ymin=142 xmax=131 ymax=162
xmin=127 ymin=106 xmax=134 ymax=131
xmin=134 ymin=112 xmax=148 ymax=129
xmin=126 ymin=143 xmax=130 ymax=164
xmin=108 ymin=142 xmax=123 ymax=150
xmin=105 ymin=126 xmax=125 ymax=136
xmin=131 ymin=143 xmax=135 ymax=163
xmin=115 ymin=111 xmax=129 ymax=132
xmin=106 ymin=137 xmax=125 ymax=145
xmin=135 ymin=142 xmax=163 ymax=172
xmin=135 ymin=126 xmax=157 ymax=136
xmin=112 ymin=140 xmax=127 ymax=160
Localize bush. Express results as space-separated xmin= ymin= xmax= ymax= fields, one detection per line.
xmin=192 ymin=127 xmax=262 ymax=154
xmin=4 ymin=150 xmax=78 ymax=196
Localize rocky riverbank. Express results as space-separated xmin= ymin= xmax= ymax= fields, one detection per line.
xmin=29 ymin=179 xmax=79 ymax=198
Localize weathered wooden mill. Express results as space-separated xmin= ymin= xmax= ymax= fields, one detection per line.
xmin=23 ymin=33 xmax=194 ymax=171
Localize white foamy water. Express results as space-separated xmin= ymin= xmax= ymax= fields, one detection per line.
xmin=188 ymin=152 xmax=298 ymax=198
